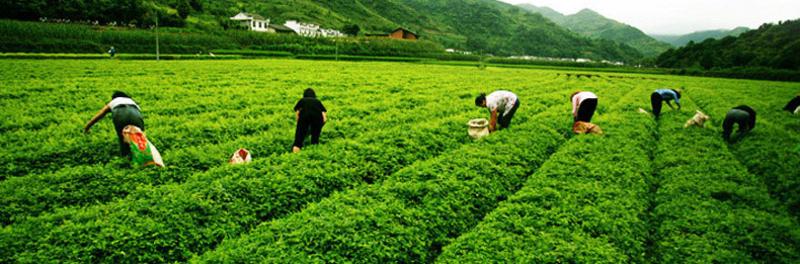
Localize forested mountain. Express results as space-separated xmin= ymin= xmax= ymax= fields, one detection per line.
xmin=399 ymin=0 xmax=641 ymax=61
xmin=651 ymin=27 xmax=750 ymax=47
xmin=516 ymin=4 xmax=564 ymax=23
xmin=518 ymin=4 xmax=672 ymax=57
xmin=0 ymin=0 xmax=643 ymax=62
xmin=656 ymin=20 xmax=800 ymax=70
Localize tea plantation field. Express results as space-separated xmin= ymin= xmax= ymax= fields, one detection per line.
xmin=0 ymin=59 xmax=799 ymax=263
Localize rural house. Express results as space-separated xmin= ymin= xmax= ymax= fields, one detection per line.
xmin=320 ymin=28 xmax=346 ymax=37
xmin=389 ymin=27 xmax=417 ymax=40
xmin=269 ymin=24 xmax=296 ymax=34
xmin=284 ymin=20 xmax=345 ymax=37
xmin=284 ymin=20 xmax=320 ymax=37
xmin=229 ymin=12 xmax=272 ymax=32
xmin=366 ymin=27 xmax=418 ymax=40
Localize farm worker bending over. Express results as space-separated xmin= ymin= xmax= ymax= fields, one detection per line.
xmin=475 ymin=90 xmax=520 ymax=132
xmin=571 ymin=91 xmax=598 ymax=122
xmin=723 ymin=105 xmax=756 ymax=143
xmin=650 ymin=88 xmax=681 ymax=118
xmin=783 ymin=94 xmax=800 ymax=114
xmin=83 ymin=91 xmax=145 ymax=157
xmin=292 ymin=88 xmax=327 ymax=153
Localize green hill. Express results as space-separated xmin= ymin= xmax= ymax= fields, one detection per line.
xmin=0 ymin=0 xmax=643 ymax=62
xmin=518 ymin=4 xmax=672 ymax=57
xmin=194 ymin=0 xmax=644 ymax=61
xmin=656 ymin=19 xmax=800 ymax=70
xmin=401 ymin=0 xmax=641 ymax=61
xmin=650 ymin=27 xmax=750 ymax=47
xmin=516 ymin=4 xmax=564 ymax=23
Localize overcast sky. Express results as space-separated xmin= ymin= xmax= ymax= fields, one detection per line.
xmin=500 ymin=0 xmax=800 ymax=35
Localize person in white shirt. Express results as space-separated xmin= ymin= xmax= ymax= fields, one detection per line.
xmin=571 ymin=91 xmax=598 ymax=123
xmin=475 ymin=90 xmax=520 ymax=132
xmin=84 ymin=91 xmax=145 ymax=157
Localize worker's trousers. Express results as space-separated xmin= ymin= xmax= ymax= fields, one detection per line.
xmin=294 ymin=116 xmax=325 ymax=148
xmin=497 ymin=99 xmax=520 ymax=129
xmin=112 ymin=105 xmax=145 ymax=157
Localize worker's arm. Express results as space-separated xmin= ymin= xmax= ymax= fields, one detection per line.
xmin=489 ymin=109 xmax=498 ymax=132
xmin=295 ymin=110 xmax=300 ymax=122
xmin=84 ymin=105 xmax=111 ymax=133
xmin=322 ymin=112 xmax=327 ymax=123
xmin=666 ymin=100 xmax=675 ymax=109
xmin=571 ymin=102 xmax=578 ymax=117
xmin=722 ymin=116 xmax=735 ymax=142
xmin=571 ymin=96 xmax=579 ymax=117
xmin=675 ymin=100 xmax=682 ymax=110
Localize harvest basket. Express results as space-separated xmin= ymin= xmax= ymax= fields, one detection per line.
xmin=467 ymin=118 xmax=490 ymax=139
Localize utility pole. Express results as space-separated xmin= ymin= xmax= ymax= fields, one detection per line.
xmin=479 ymin=50 xmax=484 ymax=69
xmin=155 ymin=11 xmax=160 ymax=61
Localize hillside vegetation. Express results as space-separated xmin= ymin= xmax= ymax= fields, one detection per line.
xmin=0 ymin=0 xmax=643 ymax=62
xmin=518 ymin=4 xmax=672 ymax=57
xmin=656 ymin=19 xmax=800 ymax=70
xmin=0 ymin=19 xmax=445 ymax=57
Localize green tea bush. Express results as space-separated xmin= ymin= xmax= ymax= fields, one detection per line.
xmin=0 ymin=108 xmax=476 ymax=262
xmin=195 ymin=77 xmax=643 ymax=263
xmin=437 ymin=88 xmax=656 ymax=263
xmin=196 ymin=112 xmax=565 ymax=263
xmin=0 ymin=63 xmax=507 ymax=227
xmin=690 ymin=85 xmax=800 ymax=217
xmin=0 ymin=90 xmax=444 ymax=225
xmin=1 ymin=58 xmax=797 ymax=263
xmin=294 ymin=54 xmax=425 ymax=62
xmin=649 ymin=96 xmax=800 ymax=263
xmin=0 ymin=61 xmax=575 ymax=263
xmin=209 ymin=49 xmax=293 ymax=57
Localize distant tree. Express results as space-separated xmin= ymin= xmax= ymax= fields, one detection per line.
xmin=189 ymin=0 xmax=203 ymax=12
xmin=0 ymin=0 xmax=45 ymax=20
xmin=177 ymin=0 xmax=191 ymax=19
xmin=729 ymin=50 xmax=754 ymax=66
xmin=343 ymin=24 xmax=360 ymax=36
xmin=774 ymin=40 xmax=800 ymax=69
xmin=111 ymin=0 xmax=147 ymax=24
xmin=700 ymin=52 xmax=715 ymax=69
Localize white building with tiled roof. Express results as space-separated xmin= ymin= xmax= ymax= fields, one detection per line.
xmin=230 ymin=12 xmax=272 ymax=32
xmin=284 ymin=20 xmax=345 ymax=37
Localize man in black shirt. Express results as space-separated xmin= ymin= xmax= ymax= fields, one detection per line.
xmin=293 ymin=88 xmax=327 ymax=153
xmin=723 ymin=105 xmax=756 ymax=143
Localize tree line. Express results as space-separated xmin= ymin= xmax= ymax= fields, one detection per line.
xmin=0 ymin=0 xmax=203 ymax=27
xmin=656 ymin=19 xmax=800 ymax=71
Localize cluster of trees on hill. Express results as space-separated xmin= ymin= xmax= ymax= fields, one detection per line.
xmin=656 ymin=20 xmax=800 ymax=71
xmin=0 ymin=0 xmax=203 ymax=27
